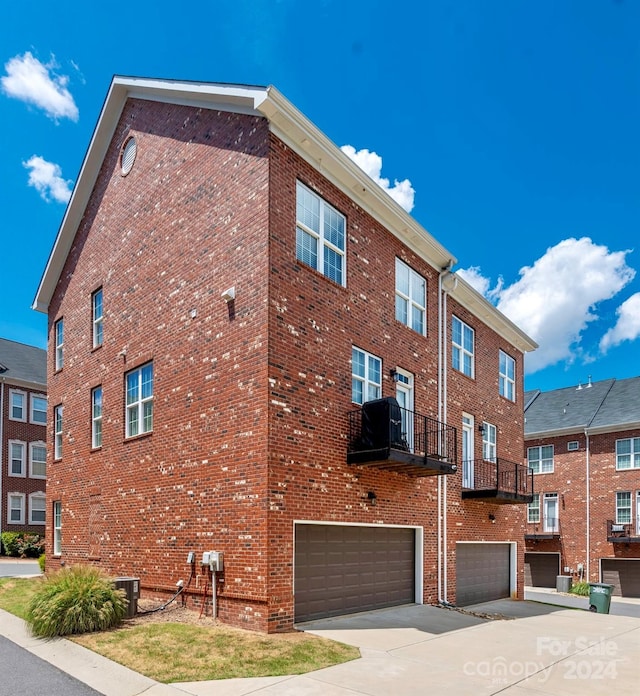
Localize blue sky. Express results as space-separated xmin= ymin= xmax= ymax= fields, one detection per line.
xmin=1 ymin=0 xmax=638 ymax=393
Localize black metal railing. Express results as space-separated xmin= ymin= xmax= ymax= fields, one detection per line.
xmin=462 ymin=458 xmax=534 ymax=498
xmin=607 ymin=519 xmax=639 ymax=541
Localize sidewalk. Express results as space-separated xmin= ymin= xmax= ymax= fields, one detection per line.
xmin=524 ymin=585 xmax=640 ymax=618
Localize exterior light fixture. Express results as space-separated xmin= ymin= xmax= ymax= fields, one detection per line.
xmin=488 ymin=513 xmax=496 ymax=523
xmin=367 ymin=491 xmax=377 ymax=506
xmin=390 ymin=368 xmax=400 ymax=382
xmin=478 ymin=422 xmax=485 ymax=436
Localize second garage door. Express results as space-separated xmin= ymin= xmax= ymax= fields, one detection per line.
xmin=601 ymin=559 xmax=640 ymax=597
xmin=456 ymin=543 xmax=511 ymax=606
xmin=525 ymin=552 xmax=560 ymax=588
xmin=294 ymin=524 xmax=415 ymax=623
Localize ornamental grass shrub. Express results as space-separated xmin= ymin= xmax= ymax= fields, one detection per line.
xmin=569 ymin=581 xmax=590 ymax=596
xmin=27 ymin=565 xmax=127 ymax=637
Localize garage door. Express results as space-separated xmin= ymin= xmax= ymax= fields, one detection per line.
xmin=456 ymin=543 xmax=510 ymax=606
xmin=525 ymin=553 xmax=560 ymax=588
xmin=294 ymin=524 xmax=415 ymax=623
xmin=601 ymin=559 xmax=640 ymax=598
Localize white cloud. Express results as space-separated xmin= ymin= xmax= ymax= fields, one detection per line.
xmin=1 ymin=52 xmax=79 ymax=121
xmin=23 ymin=156 xmax=73 ymax=203
xmin=341 ymin=145 xmax=415 ymax=212
xmin=458 ymin=238 xmax=635 ymax=374
xmin=599 ymin=293 xmax=640 ymax=352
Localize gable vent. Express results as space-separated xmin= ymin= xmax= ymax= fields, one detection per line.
xmin=121 ymin=136 xmax=137 ymax=175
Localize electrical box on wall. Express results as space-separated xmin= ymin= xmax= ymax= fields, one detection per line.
xmin=209 ymin=551 xmax=224 ymax=572
xmin=186 ymin=551 xmax=195 ymax=565
xmin=201 ymin=551 xmax=210 ymax=567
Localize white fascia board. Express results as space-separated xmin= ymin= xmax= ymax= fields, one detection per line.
xmin=525 ymin=421 xmax=640 ymax=440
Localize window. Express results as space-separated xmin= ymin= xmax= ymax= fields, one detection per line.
xmin=528 ymin=445 xmax=554 ymax=474
xmin=296 ymin=181 xmax=346 ymax=286
xmin=567 ymin=441 xmax=579 ymax=452
xmin=92 ymin=288 xmax=103 ymax=348
xmin=452 ymin=316 xmax=474 ymax=378
xmin=29 ymin=493 xmax=46 ymax=525
xmin=528 ymin=493 xmax=540 ymax=523
xmin=53 ymin=501 xmax=62 ymax=555
xmin=30 ymin=442 xmax=47 ymax=479
xmin=395 ymin=258 xmax=426 ymax=335
xmin=8 ymin=441 xmax=25 ymax=477
xmin=8 ymin=493 xmax=25 ymax=524
xmin=54 ymin=405 xmax=63 ymax=459
xmin=92 ymin=386 xmax=103 ymax=448
xmin=616 ymin=492 xmax=632 ymax=524
xmin=616 ymin=438 xmax=640 ymax=470
xmin=9 ymin=389 xmax=26 ymax=421
xmin=499 ymin=350 xmax=515 ymax=401
xmin=55 ymin=318 xmax=64 ymax=370
xmin=482 ymin=422 xmax=496 ymax=462
xmin=351 ymin=347 xmax=381 ymax=405
xmin=31 ymin=394 xmax=47 ymax=425
xmin=126 ymin=363 xmax=154 ymax=437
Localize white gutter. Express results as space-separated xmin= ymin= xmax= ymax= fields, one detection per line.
xmin=0 ymin=382 xmax=3 ymax=540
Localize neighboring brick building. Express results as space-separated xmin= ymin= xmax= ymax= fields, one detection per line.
xmin=33 ymin=77 xmax=537 ymax=632
xmin=524 ymin=376 xmax=640 ymax=597
xmin=0 ymin=338 xmax=47 ymax=542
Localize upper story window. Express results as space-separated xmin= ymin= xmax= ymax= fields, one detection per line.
xmin=567 ymin=441 xmax=579 ymax=451
xmin=351 ymin=347 xmax=381 ymax=405
xmin=31 ymin=395 xmax=47 ymax=425
xmin=452 ymin=316 xmax=474 ymax=378
xmin=499 ymin=350 xmax=516 ymax=402
xmin=616 ymin=491 xmax=631 ymax=524
xmin=54 ymin=405 xmax=63 ymax=459
xmin=9 ymin=441 xmax=25 ymax=477
xmin=92 ymin=288 xmax=104 ymax=348
xmin=296 ymin=181 xmax=346 ymax=286
xmin=126 ymin=363 xmax=154 ymax=438
xmin=527 ymin=493 xmax=540 ymax=523
xmin=395 ymin=259 xmax=426 ymax=335
xmin=92 ymin=386 xmax=103 ymax=449
xmin=9 ymin=389 xmax=26 ymax=421
xmin=482 ymin=422 xmax=497 ymax=462
xmin=616 ymin=437 xmax=640 ymax=470
xmin=528 ymin=445 xmax=554 ymax=474
xmin=30 ymin=442 xmax=47 ymax=479
xmin=8 ymin=493 xmax=25 ymax=525
xmin=54 ymin=318 xmax=64 ymax=370
xmin=29 ymin=492 xmax=46 ymax=525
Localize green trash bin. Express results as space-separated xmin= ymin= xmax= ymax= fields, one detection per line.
xmin=588 ymin=583 xmax=614 ymax=614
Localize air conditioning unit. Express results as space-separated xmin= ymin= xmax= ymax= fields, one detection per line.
xmin=114 ymin=577 xmax=140 ymax=618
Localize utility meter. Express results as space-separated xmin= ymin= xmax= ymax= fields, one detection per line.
xmin=209 ymin=551 xmax=224 ymax=572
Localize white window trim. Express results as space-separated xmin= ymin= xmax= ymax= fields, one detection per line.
xmin=55 ymin=318 xmax=64 ymax=371
xmin=528 ymin=445 xmax=554 ymax=474
xmin=92 ymin=386 xmax=103 ymax=449
xmin=395 ymin=258 xmax=426 ymax=336
xmin=125 ymin=363 xmax=154 ymax=438
xmin=615 ymin=437 xmax=640 ymax=470
xmin=92 ymin=288 xmax=104 ymax=348
xmin=29 ymin=492 xmax=46 ymax=525
xmin=296 ymin=181 xmax=346 ymax=287
xmin=53 ymin=501 xmax=62 ymax=556
xmin=499 ymin=350 xmax=516 ymax=402
xmin=8 ymin=389 xmax=26 ymax=422
xmin=616 ymin=491 xmax=632 ymax=525
xmin=54 ymin=405 xmax=63 ymax=460
xmin=482 ymin=422 xmax=497 ymax=462
xmin=8 ymin=440 xmax=26 ymax=477
xmin=351 ymin=346 xmax=382 ymax=405
xmin=29 ymin=441 xmax=47 ymax=479
xmin=528 ymin=493 xmax=540 ymax=523
xmin=30 ymin=393 xmax=47 ymax=425
xmin=8 ymin=492 xmax=25 ymax=525
xmin=452 ymin=316 xmax=475 ymax=378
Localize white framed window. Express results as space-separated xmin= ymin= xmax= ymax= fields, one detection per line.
xmin=567 ymin=441 xmax=579 ymax=451
xmin=8 ymin=440 xmax=26 ymax=477
xmin=616 ymin=437 xmax=640 ymax=470
xmin=395 ymin=258 xmax=426 ymax=335
xmin=29 ymin=492 xmax=46 ymax=525
xmin=53 ymin=501 xmax=62 ymax=555
xmin=31 ymin=394 xmax=47 ymax=425
xmin=126 ymin=363 xmax=154 ymax=437
xmin=8 ymin=493 xmax=25 ymax=525
xmin=543 ymin=493 xmax=559 ymax=533
xmin=528 ymin=493 xmax=540 ymax=523
xmin=55 ymin=318 xmax=64 ymax=370
xmin=92 ymin=288 xmax=103 ymax=348
xmin=452 ymin=316 xmax=474 ymax=378
xmin=9 ymin=389 xmax=26 ymax=421
xmin=499 ymin=350 xmax=515 ymax=401
xmin=54 ymin=405 xmax=63 ymax=459
xmin=29 ymin=442 xmax=47 ymax=479
xmin=351 ymin=347 xmax=381 ymax=405
xmin=482 ymin=422 xmax=497 ymax=462
xmin=528 ymin=445 xmax=554 ymax=474
xmin=296 ymin=181 xmax=346 ymax=286
xmin=616 ymin=491 xmax=632 ymax=524
xmin=92 ymin=386 xmax=103 ymax=448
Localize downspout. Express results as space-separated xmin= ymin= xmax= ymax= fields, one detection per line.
xmin=584 ymin=428 xmax=590 ymax=582
xmin=442 ymin=285 xmax=449 ymax=602
xmin=0 ymin=381 xmax=4 ymax=542
xmin=437 ymin=273 xmax=443 ymax=602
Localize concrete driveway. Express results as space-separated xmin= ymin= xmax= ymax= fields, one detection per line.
xmin=0 ymin=558 xmax=40 ymax=577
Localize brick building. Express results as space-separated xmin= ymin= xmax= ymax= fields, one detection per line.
xmin=33 ymin=77 xmax=537 ymax=632
xmin=524 ymin=376 xmax=640 ymax=597
xmin=0 ymin=338 xmax=47 ymax=541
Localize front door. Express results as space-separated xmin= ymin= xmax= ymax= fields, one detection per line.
xmin=462 ymin=414 xmax=474 ymax=489
xmin=544 ymin=493 xmax=559 ymax=533
xmin=395 ymin=370 xmax=414 ymax=452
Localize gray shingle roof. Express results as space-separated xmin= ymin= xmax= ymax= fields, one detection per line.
xmin=525 ymin=376 xmax=640 ymax=436
xmin=0 ymin=338 xmax=47 ymax=387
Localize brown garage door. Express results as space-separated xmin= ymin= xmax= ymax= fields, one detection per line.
xmin=456 ymin=543 xmax=510 ymax=606
xmin=601 ymin=559 xmax=640 ymax=598
xmin=525 ymin=553 xmax=560 ymax=588
xmin=294 ymin=524 xmax=415 ymax=623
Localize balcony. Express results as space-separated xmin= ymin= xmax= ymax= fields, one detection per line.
xmin=461 ymin=458 xmax=534 ymax=504
xmin=347 ymin=397 xmax=458 ymax=477
xmin=607 ymin=520 xmax=640 ymax=543
xmin=525 ymin=518 xmax=561 ymax=541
